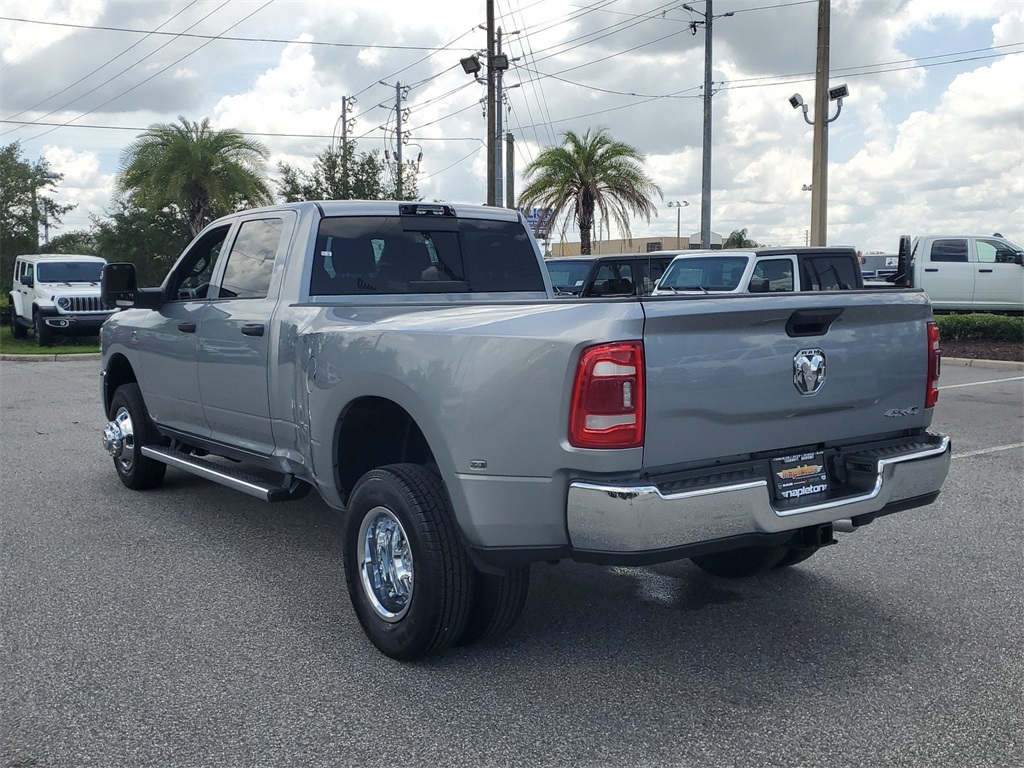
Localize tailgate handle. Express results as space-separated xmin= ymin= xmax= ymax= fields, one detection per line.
xmin=786 ymin=308 xmax=843 ymax=338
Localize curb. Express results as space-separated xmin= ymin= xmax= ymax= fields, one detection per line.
xmin=940 ymin=357 xmax=1024 ymax=372
xmin=2 ymin=352 xmax=1021 ymax=370
xmin=1 ymin=353 xmax=101 ymax=362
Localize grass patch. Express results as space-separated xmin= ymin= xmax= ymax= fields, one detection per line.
xmin=0 ymin=324 xmax=101 ymax=355
xmin=935 ymin=313 xmax=1023 ymax=342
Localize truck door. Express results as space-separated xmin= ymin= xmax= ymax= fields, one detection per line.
xmin=973 ymin=237 xmax=1024 ymax=311
xmin=920 ymin=238 xmax=974 ymax=310
xmin=135 ymin=224 xmax=233 ymax=436
xmin=197 ymin=214 xmax=294 ymax=456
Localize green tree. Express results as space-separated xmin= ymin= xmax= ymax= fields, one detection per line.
xmin=117 ymin=117 xmax=273 ymax=237
xmin=0 ymin=141 xmax=75 ymax=281
xmin=723 ymin=228 xmax=761 ymax=248
xmin=517 ymin=128 xmax=661 ymax=255
xmin=277 ymin=142 xmax=417 ymax=202
xmin=91 ymin=202 xmax=192 ymax=286
xmin=47 ymin=230 xmax=98 ymax=255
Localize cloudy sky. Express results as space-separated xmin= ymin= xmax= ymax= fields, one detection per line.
xmin=2 ymin=0 xmax=1022 ymax=252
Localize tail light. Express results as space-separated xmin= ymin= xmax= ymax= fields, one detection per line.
xmin=926 ymin=321 xmax=941 ymax=408
xmin=569 ymin=341 xmax=644 ymax=449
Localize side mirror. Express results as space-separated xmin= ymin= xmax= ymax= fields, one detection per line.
xmin=20 ymin=274 xmax=34 ymax=288
xmin=101 ymin=263 xmax=140 ymax=308
xmin=1015 ymin=253 xmax=1024 ymax=266
xmin=748 ymin=276 xmax=769 ymax=293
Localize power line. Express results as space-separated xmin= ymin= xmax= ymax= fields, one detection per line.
xmin=5 ymin=1 xmax=234 ymax=133
xmin=0 ymin=15 xmax=475 ymax=53
xmin=18 ymin=2 xmax=276 ymax=144
xmin=2 ymin=1 xmax=202 ymax=124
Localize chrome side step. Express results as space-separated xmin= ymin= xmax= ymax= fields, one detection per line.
xmin=141 ymin=446 xmax=302 ymax=502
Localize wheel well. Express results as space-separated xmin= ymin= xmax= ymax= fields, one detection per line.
xmin=103 ymin=354 xmax=138 ymax=417
xmin=335 ymin=397 xmax=435 ymax=503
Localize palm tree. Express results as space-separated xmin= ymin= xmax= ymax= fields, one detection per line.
xmin=117 ymin=117 xmax=273 ymax=236
xmin=517 ymin=128 xmax=662 ymax=255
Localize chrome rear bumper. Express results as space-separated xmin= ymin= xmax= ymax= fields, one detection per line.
xmin=567 ymin=434 xmax=951 ymax=555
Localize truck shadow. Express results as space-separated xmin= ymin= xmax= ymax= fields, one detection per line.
xmin=130 ymin=469 xmax=934 ymax=708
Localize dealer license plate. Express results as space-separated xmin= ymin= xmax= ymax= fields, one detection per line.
xmin=770 ymin=451 xmax=829 ymax=502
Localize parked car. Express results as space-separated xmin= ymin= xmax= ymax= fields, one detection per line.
xmin=861 ymin=253 xmax=899 ymax=281
xmin=653 ymin=247 xmax=864 ymax=295
xmin=8 ymin=253 xmax=114 ymax=346
xmin=544 ymin=252 xmax=676 ymax=297
xmin=893 ymin=235 xmax=1023 ymax=312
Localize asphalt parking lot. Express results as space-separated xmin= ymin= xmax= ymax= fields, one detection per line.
xmin=1 ymin=359 xmax=1021 ymax=768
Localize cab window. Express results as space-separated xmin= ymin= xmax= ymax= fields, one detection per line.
xmin=930 ymin=239 xmax=968 ymax=263
xmin=752 ymin=259 xmax=794 ymax=292
xmin=167 ymin=225 xmax=231 ymax=301
xmin=216 ymin=218 xmax=285 ymax=299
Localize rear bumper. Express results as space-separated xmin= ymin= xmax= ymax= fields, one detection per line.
xmin=567 ymin=433 xmax=950 ymax=560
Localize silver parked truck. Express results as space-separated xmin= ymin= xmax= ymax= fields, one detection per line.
xmin=99 ymin=201 xmax=950 ymax=660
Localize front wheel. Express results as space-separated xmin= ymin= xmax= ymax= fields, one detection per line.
xmin=343 ymin=464 xmax=472 ymax=661
xmin=104 ymin=384 xmax=167 ymax=490
xmin=690 ymin=544 xmax=789 ymax=578
xmin=33 ymin=311 xmax=52 ymax=347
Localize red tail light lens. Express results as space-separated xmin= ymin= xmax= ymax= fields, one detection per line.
xmin=569 ymin=342 xmax=644 ymax=449
xmin=926 ymin=321 xmax=941 ymax=408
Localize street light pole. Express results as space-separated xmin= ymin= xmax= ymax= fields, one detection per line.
xmin=668 ymin=200 xmax=689 ymax=249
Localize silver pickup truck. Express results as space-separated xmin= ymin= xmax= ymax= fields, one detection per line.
xmin=99 ymin=201 xmax=950 ymax=660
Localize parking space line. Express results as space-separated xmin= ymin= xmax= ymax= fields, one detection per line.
xmin=953 ymin=443 xmax=1024 ymax=460
xmin=941 ymin=376 xmax=1024 ymax=390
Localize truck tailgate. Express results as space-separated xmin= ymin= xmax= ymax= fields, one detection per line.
xmin=641 ymin=291 xmax=935 ymax=469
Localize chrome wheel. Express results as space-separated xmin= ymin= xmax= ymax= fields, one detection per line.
xmin=358 ymin=506 xmax=414 ymax=622
xmin=103 ymin=407 xmax=136 ymax=472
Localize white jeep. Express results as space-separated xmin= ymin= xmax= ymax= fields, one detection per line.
xmin=9 ymin=254 xmax=114 ymax=347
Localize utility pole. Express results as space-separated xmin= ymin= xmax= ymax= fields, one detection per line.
xmin=339 ymin=95 xmax=356 ymax=198
xmin=810 ymin=0 xmax=830 ymax=246
xmin=700 ymin=0 xmax=714 ymax=249
xmin=683 ymin=1 xmax=733 ymax=249
xmin=495 ymin=27 xmax=504 ymax=207
xmin=505 ymin=133 xmax=515 ymax=209
xmin=395 ymin=82 xmax=404 ymax=200
xmin=486 ymin=0 xmax=496 ymax=206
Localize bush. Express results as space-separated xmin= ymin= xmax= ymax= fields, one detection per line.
xmin=935 ymin=313 xmax=1024 ymax=342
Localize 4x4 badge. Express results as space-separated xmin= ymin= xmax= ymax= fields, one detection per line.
xmin=794 ymin=349 xmax=826 ymax=396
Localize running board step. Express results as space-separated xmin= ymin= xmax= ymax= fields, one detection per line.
xmin=141 ymin=446 xmax=302 ymax=502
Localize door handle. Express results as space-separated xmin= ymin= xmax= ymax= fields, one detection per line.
xmin=924 ymin=268 xmax=939 ymax=273
xmin=177 ymin=322 xmax=196 ymax=333
xmin=241 ymin=323 xmax=265 ymax=337
xmin=978 ymin=269 xmax=993 ymax=273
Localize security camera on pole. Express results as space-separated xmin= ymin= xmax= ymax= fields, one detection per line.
xmin=787 ymin=0 xmax=848 ymax=247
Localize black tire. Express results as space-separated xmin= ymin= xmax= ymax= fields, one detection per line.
xmin=343 ymin=463 xmax=472 ymax=661
xmin=691 ymin=544 xmax=789 ymax=578
xmin=9 ymin=300 xmax=27 ymax=339
xmin=775 ymin=544 xmax=820 ymax=569
xmin=33 ymin=311 xmax=52 ymax=347
xmin=108 ymin=384 xmax=167 ymax=490
xmin=457 ymin=565 xmax=530 ymax=646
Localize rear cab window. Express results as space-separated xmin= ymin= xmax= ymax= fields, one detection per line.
xmin=801 ymin=256 xmax=859 ymax=290
xmin=310 ymin=210 xmax=544 ymax=295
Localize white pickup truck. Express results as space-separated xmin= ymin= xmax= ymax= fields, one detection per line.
xmin=895 ymin=235 xmax=1023 ymax=312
